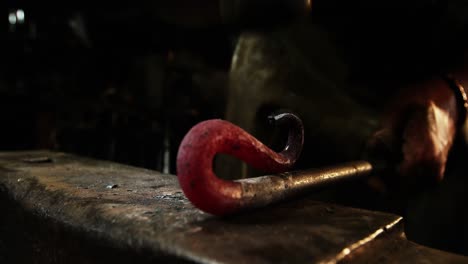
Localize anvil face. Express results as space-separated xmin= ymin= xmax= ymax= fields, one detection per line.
xmin=0 ymin=151 xmax=465 ymax=263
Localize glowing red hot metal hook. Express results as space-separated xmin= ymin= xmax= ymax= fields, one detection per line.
xmin=176 ymin=112 xmax=372 ymax=216
xmin=176 ymin=112 xmax=303 ymax=215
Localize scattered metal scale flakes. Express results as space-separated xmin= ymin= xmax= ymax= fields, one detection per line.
xmin=0 ymin=151 xmax=466 ymax=263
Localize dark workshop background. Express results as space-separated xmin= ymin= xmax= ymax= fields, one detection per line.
xmin=1 ymin=3 xmax=234 ymax=174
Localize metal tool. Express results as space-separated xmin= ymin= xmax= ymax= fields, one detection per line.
xmin=177 ymin=112 xmax=374 ymax=216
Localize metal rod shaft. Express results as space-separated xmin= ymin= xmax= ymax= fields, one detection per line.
xmin=236 ymin=161 xmax=373 ymax=209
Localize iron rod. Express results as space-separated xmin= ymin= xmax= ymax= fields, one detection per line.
xmin=237 ymin=161 xmax=373 ymax=209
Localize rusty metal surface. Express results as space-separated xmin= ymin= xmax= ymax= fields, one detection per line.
xmin=0 ymin=150 xmax=466 ymax=263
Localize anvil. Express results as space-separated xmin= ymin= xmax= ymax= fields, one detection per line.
xmin=0 ymin=151 xmax=465 ymax=263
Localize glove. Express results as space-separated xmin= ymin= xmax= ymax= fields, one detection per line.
xmin=367 ymin=77 xmax=460 ymax=192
